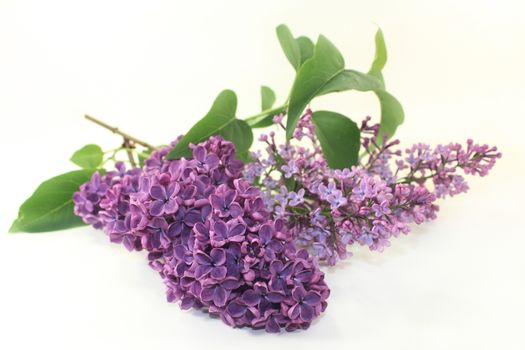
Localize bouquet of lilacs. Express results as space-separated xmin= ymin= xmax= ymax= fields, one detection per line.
xmin=10 ymin=25 xmax=501 ymax=333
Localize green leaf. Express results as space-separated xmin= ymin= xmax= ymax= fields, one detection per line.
xmin=9 ymin=170 xmax=95 ymax=233
xmin=219 ymin=119 xmax=254 ymax=158
xmin=244 ymin=106 xmax=287 ymax=129
xmin=369 ymin=28 xmax=387 ymax=77
xmin=284 ymin=176 xmax=297 ymax=192
xmin=70 ymin=144 xmax=103 ymax=169
xmin=286 ymin=35 xmax=345 ymax=140
xmin=276 ymin=24 xmax=301 ymax=70
xmin=376 ymin=90 xmax=404 ymax=141
xmin=166 ymin=90 xmax=253 ymax=160
xmin=261 ymin=86 xmax=276 ymax=111
xmin=368 ymin=28 xmax=387 ymax=89
xmin=296 ymin=36 xmax=314 ymax=65
xmin=311 ymin=111 xmax=360 ymax=169
xmin=317 ymin=70 xmax=383 ymax=96
xmin=236 ymin=150 xmax=252 ymax=163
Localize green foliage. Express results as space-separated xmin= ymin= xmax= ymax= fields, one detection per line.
xmin=317 ymin=69 xmax=383 ymax=95
xmin=70 ymin=144 xmax=103 ymax=169
xmin=10 ymin=24 xmax=409 ymax=235
xmin=260 ymin=86 xmax=276 ymax=111
xmin=286 ymin=35 xmax=345 ymax=140
xmin=166 ymin=90 xmax=253 ymax=160
xmin=368 ymin=28 xmax=387 ymax=83
xmin=311 ymin=111 xmax=360 ymax=169
xmin=296 ymin=36 xmax=314 ymax=65
xmin=244 ymin=106 xmax=287 ymax=129
xmin=276 ymin=24 xmax=302 ymax=71
xmin=366 ymin=28 xmax=404 ymax=141
xmin=9 ymin=170 xmax=95 ymax=233
xmin=376 ymin=90 xmax=405 ymax=141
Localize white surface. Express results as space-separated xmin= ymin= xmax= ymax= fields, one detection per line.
xmin=1 ymin=1 xmax=524 ymax=349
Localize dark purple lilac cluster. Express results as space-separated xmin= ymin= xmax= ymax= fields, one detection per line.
xmin=74 ymin=136 xmax=330 ymax=333
xmin=245 ymin=112 xmax=501 ymax=265
xmin=73 ymin=162 xmax=142 ymax=237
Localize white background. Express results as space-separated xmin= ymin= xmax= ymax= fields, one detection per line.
xmin=1 ymin=1 xmax=524 ymax=349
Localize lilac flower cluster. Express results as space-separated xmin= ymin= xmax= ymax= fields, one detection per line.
xmin=74 ymin=136 xmax=329 ymax=333
xmin=244 ymin=111 xmax=501 ymax=265
xmin=73 ymin=162 xmax=142 ymax=239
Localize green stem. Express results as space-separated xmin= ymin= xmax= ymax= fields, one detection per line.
xmin=244 ymin=103 xmax=288 ymax=125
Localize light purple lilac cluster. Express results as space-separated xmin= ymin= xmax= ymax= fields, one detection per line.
xmin=244 ymin=111 xmax=501 ymax=265
xmin=74 ymin=136 xmax=329 ymax=333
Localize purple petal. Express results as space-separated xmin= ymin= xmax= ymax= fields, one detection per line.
xmin=168 ymin=222 xmax=183 ymax=237
xmin=149 ymin=200 xmax=164 ymax=216
xmin=175 ymin=262 xmax=188 ymax=277
xmin=228 ymin=203 xmax=243 ymax=218
xmin=265 ymin=317 xmax=281 ymax=333
xmin=173 ymin=245 xmax=187 ymax=260
xmin=266 ymin=292 xmax=285 ymax=303
xmin=150 ymin=185 xmax=166 ymax=200
xmin=270 ymin=260 xmax=283 ymax=275
xmin=194 ymin=251 xmax=212 ymax=265
xmin=303 ymin=292 xmax=321 ymax=306
xmin=224 ymin=190 xmax=236 ymax=206
xmin=210 ymin=266 xmax=227 ymax=280
xmin=292 ymin=287 xmax=306 ymax=302
xmin=200 ymin=287 xmax=214 ymax=301
xmin=228 ymin=223 xmax=246 ymax=238
xmin=205 ymin=154 xmax=220 ymax=169
xmin=181 ymin=185 xmax=197 ymax=200
xmin=226 ymin=302 xmax=246 ymax=318
xmin=180 ymin=296 xmax=195 ymax=310
xmin=259 ymin=224 xmax=273 ymax=243
xmin=184 ymin=210 xmax=201 ymax=226
xmin=122 ymin=235 xmax=135 ymax=251
xmin=193 ymin=222 xmax=208 ymax=236
xmin=167 ymin=182 xmax=180 ymax=197
xmin=299 ymin=303 xmax=314 ymax=322
xmin=193 ymin=145 xmax=206 ymax=162
xmin=294 ymin=270 xmax=313 ymax=283
xmin=194 ymin=264 xmax=212 ymax=279
xmin=221 ymin=278 xmax=240 ymax=290
xmin=209 ymin=194 xmax=223 ymax=210
xmin=164 ymin=199 xmax=179 ymax=214
xmin=281 ymin=262 xmax=293 ymax=277
xmin=213 ymin=220 xmax=228 ymax=239
xmin=210 ymin=248 xmax=226 ymax=265
xmin=241 ymin=290 xmax=261 ymax=306
xmin=288 ymin=303 xmax=300 ymax=320
xmin=213 ymin=286 xmax=228 ymax=307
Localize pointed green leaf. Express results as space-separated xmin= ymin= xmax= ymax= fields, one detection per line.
xmin=376 ymin=90 xmax=404 ymax=141
xmin=369 ymin=28 xmax=387 ymax=88
xmin=296 ymin=36 xmax=314 ymax=65
xmin=286 ymin=35 xmax=345 ymax=140
xmin=369 ymin=28 xmax=387 ymax=75
xmin=70 ymin=144 xmax=103 ymax=169
xmin=311 ymin=111 xmax=360 ymax=169
xmin=276 ymin=24 xmax=301 ymax=70
xmin=317 ymin=70 xmax=383 ymax=96
xmin=9 ymin=170 xmax=95 ymax=233
xmin=261 ymin=86 xmax=276 ymax=111
xmin=166 ymin=90 xmax=253 ymax=160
